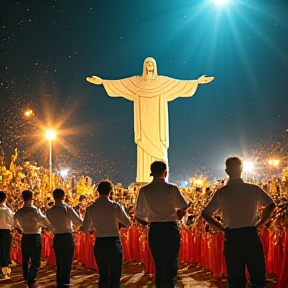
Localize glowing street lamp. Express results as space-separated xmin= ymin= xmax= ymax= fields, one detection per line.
xmin=24 ymin=109 xmax=33 ymax=117
xmin=60 ymin=169 xmax=69 ymax=178
xmin=46 ymin=130 xmax=56 ymax=191
xmin=268 ymin=159 xmax=280 ymax=166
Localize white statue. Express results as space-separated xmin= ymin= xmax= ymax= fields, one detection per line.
xmin=87 ymin=57 xmax=214 ymax=183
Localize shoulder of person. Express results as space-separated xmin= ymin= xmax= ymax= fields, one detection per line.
xmin=2 ymin=205 xmax=9 ymax=211
xmin=30 ymin=205 xmax=38 ymax=210
xmin=167 ymin=182 xmax=180 ymax=190
xmin=86 ymin=201 xmax=96 ymax=210
xmin=245 ymin=183 xmax=262 ymax=190
xmin=111 ymin=200 xmax=121 ymax=209
xmin=64 ymin=204 xmax=73 ymax=212
xmin=217 ymin=185 xmax=226 ymax=191
xmin=139 ymin=184 xmax=149 ymax=192
xmin=216 ymin=183 xmax=230 ymax=193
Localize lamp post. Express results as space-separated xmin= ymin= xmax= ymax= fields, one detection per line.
xmin=46 ymin=130 xmax=56 ymax=192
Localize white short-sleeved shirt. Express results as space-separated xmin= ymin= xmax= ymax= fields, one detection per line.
xmin=81 ymin=197 xmax=131 ymax=237
xmin=203 ymin=178 xmax=274 ymax=229
xmin=14 ymin=204 xmax=51 ymax=234
xmin=46 ymin=203 xmax=83 ymax=234
xmin=0 ymin=204 xmax=14 ymax=229
xmin=135 ymin=179 xmax=188 ymax=223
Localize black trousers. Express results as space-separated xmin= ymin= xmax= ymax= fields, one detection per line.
xmin=21 ymin=234 xmax=42 ymax=285
xmin=0 ymin=229 xmax=12 ymax=268
xmin=224 ymin=227 xmax=266 ymax=288
xmin=93 ymin=236 xmax=123 ymax=288
xmin=53 ymin=233 xmax=75 ymax=286
xmin=149 ymin=222 xmax=181 ymax=288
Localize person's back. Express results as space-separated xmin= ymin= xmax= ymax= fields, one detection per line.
xmin=202 ymin=157 xmax=276 ymax=288
xmin=135 ymin=161 xmax=188 ymax=288
xmin=46 ymin=188 xmax=82 ymax=288
xmin=85 ymin=197 xmax=130 ymax=237
xmin=81 ymin=181 xmax=131 ymax=288
xmin=215 ymin=181 xmax=272 ymax=229
xmin=14 ymin=190 xmax=51 ymax=288
xmin=137 ymin=180 xmax=186 ymax=223
xmin=0 ymin=191 xmax=14 ymax=279
xmin=15 ymin=205 xmax=44 ymax=234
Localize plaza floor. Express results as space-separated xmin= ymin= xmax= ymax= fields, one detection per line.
xmin=0 ymin=261 xmax=277 ymax=288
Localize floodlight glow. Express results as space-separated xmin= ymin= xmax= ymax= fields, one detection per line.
xmin=46 ymin=130 xmax=56 ymax=140
xmin=268 ymin=159 xmax=280 ymax=166
xmin=24 ymin=109 xmax=33 ymax=117
xmin=60 ymin=169 xmax=69 ymax=177
xmin=243 ymin=162 xmax=254 ymax=173
xmin=195 ymin=179 xmax=203 ymax=186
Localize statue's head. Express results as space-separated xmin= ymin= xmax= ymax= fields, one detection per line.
xmin=142 ymin=57 xmax=158 ymax=81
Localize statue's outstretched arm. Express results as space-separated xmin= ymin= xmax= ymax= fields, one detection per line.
xmin=197 ymin=75 xmax=214 ymax=84
xmin=86 ymin=76 xmax=103 ymax=85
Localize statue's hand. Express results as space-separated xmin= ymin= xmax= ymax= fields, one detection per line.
xmin=86 ymin=76 xmax=103 ymax=85
xmin=197 ymin=75 xmax=214 ymax=84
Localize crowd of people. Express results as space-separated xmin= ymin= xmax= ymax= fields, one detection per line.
xmin=0 ymin=151 xmax=288 ymax=288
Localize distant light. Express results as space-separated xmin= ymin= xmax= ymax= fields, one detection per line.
xmin=60 ymin=169 xmax=69 ymax=177
xmin=24 ymin=109 xmax=33 ymax=117
xmin=268 ymin=159 xmax=280 ymax=166
xmin=46 ymin=130 xmax=56 ymax=140
xmin=195 ymin=179 xmax=203 ymax=186
xmin=213 ymin=0 xmax=229 ymax=5
xmin=243 ymin=162 xmax=254 ymax=173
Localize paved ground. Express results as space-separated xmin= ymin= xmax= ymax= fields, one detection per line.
xmin=0 ymin=261 xmax=277 ymax=288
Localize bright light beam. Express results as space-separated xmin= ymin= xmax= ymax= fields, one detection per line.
xmin=46 ymin=130 xmax=56 ymax=140
xmin=60 ymin=169 xmax=69 ymax=177
xmin=213 ymin=0 xmax=229 ymax=5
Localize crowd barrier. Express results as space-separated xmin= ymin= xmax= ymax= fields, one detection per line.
xmin=10 ymin=227 xmax=288 ymax=288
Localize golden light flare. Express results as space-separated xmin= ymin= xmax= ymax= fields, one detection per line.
xmin=46 ymin=129 xmax=56 ymax=140
xmin=22 ymin=92 xmax=100 ymax=167
xmin=268 ymin=159 xmax=280 ymax=166
xmin=24 ymin=109 xmax=33 ymax=117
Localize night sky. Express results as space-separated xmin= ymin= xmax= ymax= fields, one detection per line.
xmin=1 ymin=0 xmax=288 ymax=187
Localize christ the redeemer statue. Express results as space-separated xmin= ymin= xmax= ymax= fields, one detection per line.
xmin=87 ymin=57 xmax=214 ymax=183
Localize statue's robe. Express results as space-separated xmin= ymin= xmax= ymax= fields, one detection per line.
xmin=102 ymin=76 xmax=199 ymax=183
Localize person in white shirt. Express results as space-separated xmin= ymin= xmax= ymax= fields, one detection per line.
xmin=135 ymin=161 xmax=188 ymax=288
xmin=14 ymin=190 xmax=51 ymax=288
xmin=46 ymin=188 xmax=83 ymax=288
xmin=81 ymin=181 xmax=131 ymax=288
xmin=0 ymin=191 xmax=14 ymax=279
xmin=202 ymin=156 xmax=276 ymax=288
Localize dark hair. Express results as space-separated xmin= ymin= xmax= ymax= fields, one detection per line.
xmin=150 ymin=161 xmax=167 ymax=176
xmin=79 ymin=195 xmax=86 ymax=202
xmin=97 ymin=181 xmax=113 ymax=196
xmin=0 ymin=191 xmax=7 ymax=203
xmin=225 ymin=156 xmax=242 ymax=169
xmin=53 ymin=188 xmax=65 ymax=200
xmin=22 ymin=190 xmax=33 ymax=202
